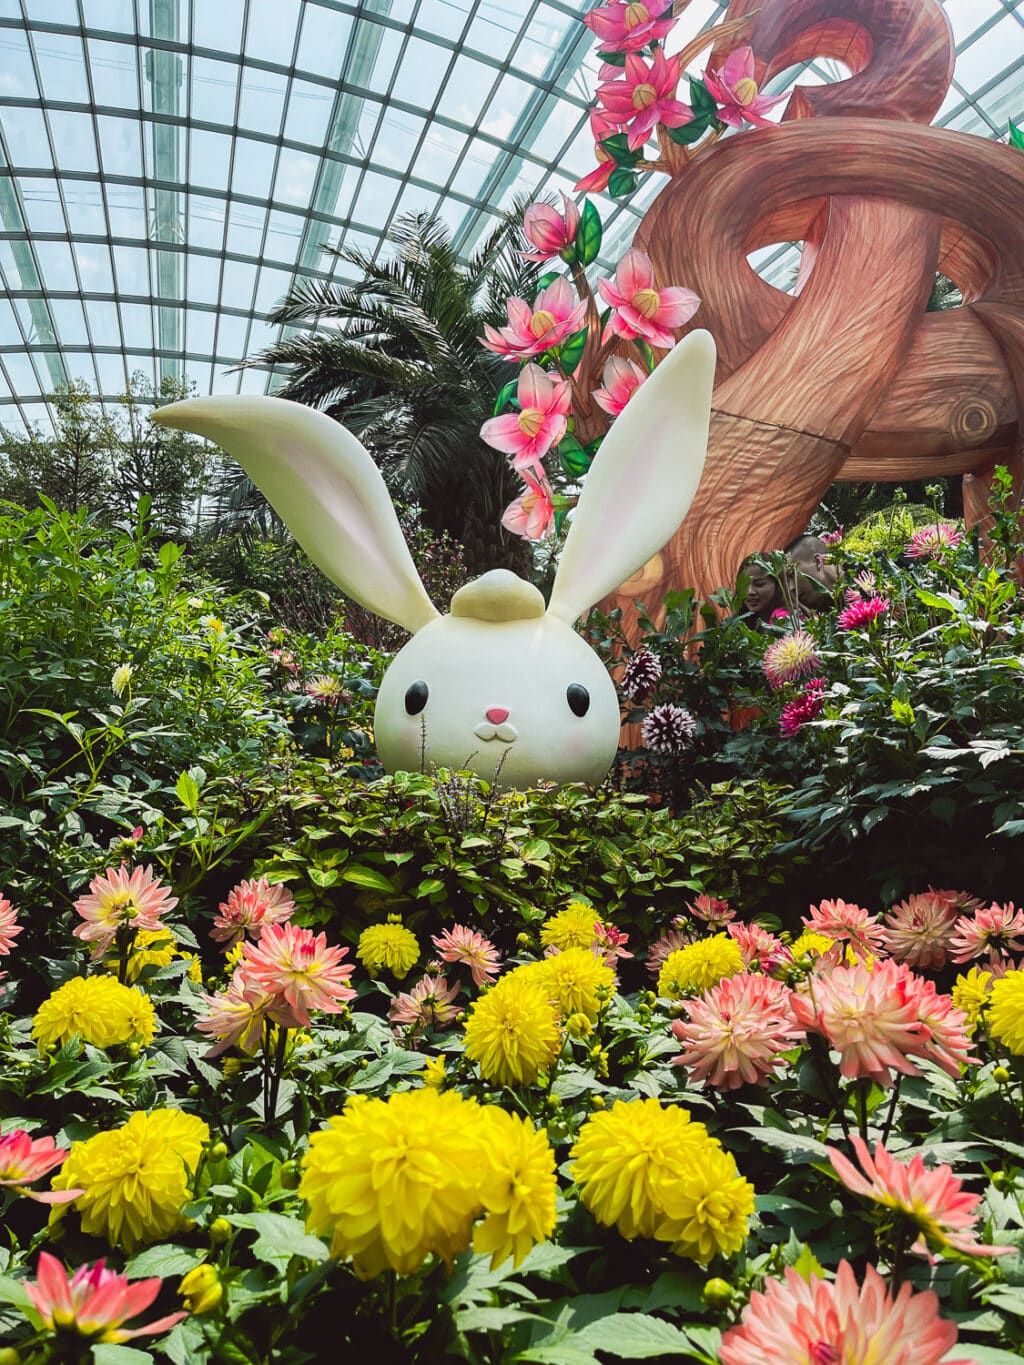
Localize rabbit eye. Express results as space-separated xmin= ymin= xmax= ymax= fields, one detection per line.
xmin=404 ymin=681 xmax=429 ymax=715
xmin=566 ymin=684 xmax=590 ymax=717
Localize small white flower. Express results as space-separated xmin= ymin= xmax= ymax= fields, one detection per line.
xmin=200 ymin=614 xmax=226 ymax=638
xmin=111 ymin=663 xmax=134 ymax=697
xmin=187 ymin=596 xmax=205 ymax=610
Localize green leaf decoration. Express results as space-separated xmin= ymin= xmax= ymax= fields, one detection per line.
xmin=1010 ymin=119 xmax=1024 ymax=149
xmin=689 ymin=75 xmax=718 ymax=116
xmin=635 ymin=338 xmax=656 ymax=371
xmin=575 ymin=199 xmax=603 ymax=267
xmin=535 ymin=269 xmax=562 ymax=292
xmin=665 ymin=114 xmax=713 ymax=146
xmin=607 ymin=167 xmax=639 ymax=199
xmin=554 ymin=508 xmax=569 ymax=535
xmin=492 ymin=377 xmax=519 ymax=416
xmin=598 ymin=49 xmax=627 ymax=67
xmin=600 ymin=132 xmax=639 ymax=166
xmin=557 ymin=326 xmax=590 ymax=376
xmin=559 ymin=434 xmax=592 ymax=479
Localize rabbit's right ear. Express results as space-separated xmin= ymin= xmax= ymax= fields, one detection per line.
xmin=153 ymin=396 xmax=439 ymax=633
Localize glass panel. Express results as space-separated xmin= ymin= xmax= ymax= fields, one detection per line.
xmin=418 ymin=0 xmax=472 ymax=41
xmin=237 ymin=65 xmax=288 ymax=137
xmin=391 ymin=181 xmax=440 ymax=220
xmin=348 ymin=168 xmax=401 ymax=224
xmin=2 ymin=107 xmax=51 ymax=169
xmin=98 ymin=115 xmax=143 ymax=178
xmin=49 ymin=110 xmax=101 ymax=172
xmin=191 ymin=57 xmax=240 ymax=126
xmin=3 ymin=352 xmax=43 ymax=397
xmin=194 ymin=0 xmax=245 ymax=55
xmin=189 ymin=129 xmax=233 ymax=191
xmin=186 ymin=253 xmax=222 ymax=304
xmin=210 ymin=365 xmax=240 ymax=394
xmin=185 ymin=308 xmax=217 ymax=357
xmin=374 ymin=110 xmax=426 ymax=172
xmin=482 ymin=71 xmax=536 ymax=139
xmin=82 ymin=0 xmax=135 ymax=32
xmin=366 ymin=25 xmax=404 ymax=89
xmin=225 ymin=202 xmax=266 ymax=256
xmin=221 ymin=257 xmax=258 ymax=309
xmin=120 ymin=302 xmax=153 ymax=349
xmin=125 ymin=353 xmax=157 ymax=386
xmin=21 ymin=187 xmax=67 ymax=233
xmin=63 ymin=183 xmax=109 ymax=236
xmin=188 ymin=195 xmax=228 ymax=251
xmin=443 ymin=53 xmax=500 ymax=128
xmin=283 ymin=79 xmax=335 ymax=149
xmin=33 ymin=32 xmax=91 ymax=104
xmin=89 ymin=38 xmax=139 ymax=110
xmin=254 ymin=265 xmax=293 ymax=314
xmin=112 ymin=243 xmax=150 ymax=294
xmin=273 ymin=147 xmax=319 ymax=207
xmin=956 ymin=16 xmax=1020 ymax=86
xmin=94 ymin=351 xmax=129 ymax=395
xmin=214 ymin=311 xmax=249 ymax=358
xmin=33 ymin=239 xmax=78 ymax=291
xmin=230 ymin=137 xmax=277 ymax=198
xmin=295 ymin=5 xmax=353 ymax=79
xmin=414 ymin=125 xmax=462 ymax=183
xmin=265 ymin=209 xmax=304 ymax=263
xmin=25 ymin=0 xmax=78 ymax=24
xmin=466 ymin=1 xmax=524 ymax=59
xmin=106 ymin=185 xmax=147 ymax=237
xmin=945 ymin=0 xmax=1002 ymax=45
xmin=74 ymin=241 xmax=116 ymax=293
xmin=49 ymin=297 xmax=90 ymax=345
xmin=244 ymin=0 xmax=301 ymax=66
xmin=0 ymin=298 xmax=21 ymax=346
xmin=392 ymin=35 xmax=450 ymax=106
xmin=85 ymin=299 xmax=121 ymax=340
xmin=0 ymin=28 xmax=39 ymax=98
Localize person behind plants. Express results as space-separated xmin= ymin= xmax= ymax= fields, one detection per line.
xmin=740 ymin=535 xmax=837 ymax=621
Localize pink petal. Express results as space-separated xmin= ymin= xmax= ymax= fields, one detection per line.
xmin=480 ymin=413 xmax=530 ymax=455
xmin=702 ymin=69 xmax=727 ymax=103
xmin=654 ymin=287 xmax=702 ymax=327
xmin=624 ymin=51 xmax=650 ymax=85
xmin=721 ymin=45 xmax=754 ymax=88
xmin=20 ymin=1186 xmax=84 ymax=1204
xmin=658 ymin=100 xmax=695 ymax=129
xmin=518 ymin=362 xmax=554 ymax=411
xmin=116 ymin=1311 xmax=189 ymax=1341
xmin=597 ymin=82 xmax=637 ymax=119
xmin=33 ymin=1252 xmax=72 ymax=1318
xmin=717 ymin=106 xmax=745 ymax=129
xmin=598 ymin=277 xmax=628 ymax=310
xmin=507 ymin=296 xmax=533 ymax=333
xmin=615 ymin=248 xmax=654 ymax=298
xmin=626 ymin=107 xmax=659 ymax=149
xmin=575 ymin=163 xmax=615 ymax=194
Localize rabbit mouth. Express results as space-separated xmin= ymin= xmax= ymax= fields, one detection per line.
xmin=473 ymin=721 xmax=519 ymax=744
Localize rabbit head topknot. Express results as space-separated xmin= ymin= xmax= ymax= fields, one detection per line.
xmin=450 ymin=571 xmax=545 ymax=623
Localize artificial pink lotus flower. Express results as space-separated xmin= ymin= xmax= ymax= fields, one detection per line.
xmin=480 ymin=364 xmax=572 ymax=474
xmin=720 ymin=1261 xmax=968 ymax=1365
xmin=584 ymin=1 xmax=678 ymax=54
xmin=24 ymin=1252 xmax=187 ymax=1345
xmin=599 ymin=249 xmax=700 ymax=349
xmin=211 ymin=877 xmax=297 ymax=948
xmin=671 ymin=973 xmax=802 ymax=1090
xmin=905 ymin=522 xmax=963 ymax=559
xmin=0 ymin=1128 xmax=81 ymax=1204
xmin=828 ymin=1136 xmax=1013 ymax=1259
xmin=502 ymin=472 xmax=556 ymax=541
xmin=949 ymin=901 xmax=1024 ymax=963
xmin=73 ymin=865 xmax=177 ymax=959
xmin=388 ymin=973 xmax=463 ymax=1033
xmin=837 ymin=594 xmax=889 ymax=630
xmin=592 ymin=355 xmax=648 ymax=418
xmin=803 ymin=898 xmax=887 ymax=960
xmin=431 ymin=925 xmax=501 ymax=988
xmin=240 ymin=923 xmax=356 ymax=1027
xmin=703 ymin=45 xmax=787 ymax=129
xmin=482 ymin=277 xmax=588 ymax=360
xmin=197 ymin=972 xmax=279 ymax=1057
xmin=597 ymin=49 xmax=694 ymax=150
xmin=882 ymin=891 xmax=960 ymax=969
xmin=0 ymin=894 xmax=21 ymax=955
xmin=521 ymin=193 xmax=580 ymax=263
xmin=687 ymin=894 xmax=735 ymax=930
xmin=727 ymin=921 xmax=784 ymax=970
xmin=575 ymin=109 xmax=621 ymax=194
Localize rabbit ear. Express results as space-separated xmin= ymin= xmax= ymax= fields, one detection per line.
xmin=547 ymin=329 xmax=716 ymax=625
xmin=153 ymin=396 xmax=440 ymax=633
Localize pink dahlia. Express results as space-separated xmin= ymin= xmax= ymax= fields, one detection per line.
xmin=688 ymin=894 xmax=735 ymax=930
xmin=779 ymin=677 xmax=826 ymax=737
xmin=431 ymin=924 xmax=501 ymax=988
xmin=584 ymin=1 xmax=677 ymax=55
xmin=837 ymin=595 xmax=890 ymax=631
xmin=728 ymin=921 xmax=784 ymax=970
xmin=720 ymin=1261 xmax=968 ymax=1365
xmin=762 ymin=630 xmax=821 ymax=689
xmin=905 ymin=522 xmax=963 ymax=559
xmin=73 ymin=865 xmax=177 ymax=959
xmin=646 ymin=928 xmax=690 ymax=978
xmin=702 ymin=45 xmax=787 ymax=129
xmin=196 ymin=971 xmax=278 ymax=1057
xmin=820 ymin=527 xmax=844 ymax=545
xmin=597 ymin=48 xmax=694 ymax=150
xmin=904 ymin=972 xmax=977 ymax=1079
xmin=883 ymin=891 xmax=959 ymax=969
xmin=828 ymin=1135 xmax=1013 ymax=1259
xmin=671 ymin=973 xmax=802 ymax=1089
xmin=24 ymin=1252 xmax=187 ymax=1344
xmin=240 ymin=923 xmax=356 ymax=1027
xmin=0 ymin=1128 xmax=80 ymax=1204
xmin=480 ymin=363 xmax=572 ymax=474
xmin=502 ymin=471 xmax=556 ymax=541
xmin=593 ymin=921 xmax=633 ymax=966
xmin=482 ymin=277 xmax=588 ymax=360
xmin=598 ymin=248 xmax=700 ymax=349
xmin=949 ymin=901 xmax=1024 ymax=964
xmin=520 ymin=193 xmax=580 ymax=263
xmin=593 ymin=355 xmax=648 ymax=419
xmin=388 ymin=973 xmax=463 ymax=1033
xmin=211 ymin=877 xmax=296 ymax=948
xmin=0 ymin=894 xmax=21 ymax=955
xmin=304 ymin=674 xmax=351 ymax=705
xmin=803 ymin=898 xmax=887 ymax=960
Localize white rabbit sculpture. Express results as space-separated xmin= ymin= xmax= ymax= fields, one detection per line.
xmin=153 ymin=329 xmax=716 ymax=788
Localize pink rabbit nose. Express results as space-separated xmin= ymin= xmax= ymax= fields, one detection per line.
xmin=486 ymin=707 xmax=510 ymax=724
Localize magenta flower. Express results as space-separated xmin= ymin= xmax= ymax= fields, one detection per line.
xmin=779 ymin=677 xmax=826 ymax=737
xmin=480 ymin=364 xmax=572 ymax=474
xmin=720 ymin=1262 xmax=967 ymax=1365
xmin=883 ymin=891 xmax=960 ymax=969
xmin=575 ymin=110 xmax=621 ymax=194
xmin=837 ymin=595 xmax=889 ymax=631
xmin=593 ymin=355 xmax=648 ymax=418
xmin=431 ymin=925 xmax=501 ymax=988
xmin=820 ymin=527 xmax=844 ymax=545
xmin=388 ymin=973 xmax=463 ymax=1033
xmin=584 ymin=1 xmax=677 ymax=54
xmin=0 ymin=1128 xmax=81 ymax=1204
xmin=688 ymin=894 xmax=735 ymax=930
xmin=482 ymin=277 xmax=588 ymax=360
xmin=828 ymin=1136 xmax=1014 ymax=1259
xmin=803 ymin=898 xmax=886 ymax=960
xmin=671 ymin=973 xmax=802 ymax=1090
xmin=620 ymin=647 xmax=662 ymax=702
xmin=703 ymin=46 xmax=787 ymax=128
xmin=949 ymin=901 xmax=1024 ymax=963
xmin=597 ymin=49 xmax=694 ymax=150
xmin=762 ymin=630 xmax=821 ymax=689
xmin=906 ymin=522 xmax=963 ymax=559
xmin=521 ymin=193 xmax=580 ymax=263
xmin=599 ymin=249 xmax=700 ymax=349
xmin=24 ymin=1252 xmax=187 ymax=1345
xmin=502 ymin=472 xmax=556 ymax=541
xmin=211 ymin=877 xmax=296 ymax=949
xmin=240 ymin=923 xmax=356 ymax=1027
xmin=73 ymin=865 xmax=177 ymax=959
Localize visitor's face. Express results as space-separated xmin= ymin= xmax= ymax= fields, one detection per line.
xmin=744 ymin=573 xmax=777 ymax=616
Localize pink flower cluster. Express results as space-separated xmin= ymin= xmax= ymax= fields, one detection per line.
xmin=837 ymin=594 xmax=889 ymax=631
xmin=211 ymin=877 xmax=297 ymax=949
xmin=779 ymin=676 xmax=826 ymax=738
xmin=0 ymin=893 xmax=20 ymax=981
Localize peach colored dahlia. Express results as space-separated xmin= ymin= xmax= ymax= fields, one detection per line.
xmin=240 ymin=923 xmax=355 ymax=1027
xmin=949 ymin=901 xmax=1024 ymax=964
xmin=211 ymin=877 xmax=295 ymax=948
xmin=790 ymin=960 xmax=926 ymax=1086
xmin=882 ymin=891 xmax=959 ymax=969
xmin=432 ymin=925 xmax=500 ymax=988
xmin=671 ymin=974 xmax=802 ymax=1090
xmin=803 ymin=898 xmax=886 ymax=960
xmin=73 ymin=865 xmax=177 ymax=958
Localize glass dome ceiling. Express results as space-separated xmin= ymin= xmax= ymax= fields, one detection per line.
xmin=0 ymin=0 xmax=1022 ymax=433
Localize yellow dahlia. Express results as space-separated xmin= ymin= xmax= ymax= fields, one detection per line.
xmin=51 ymin=1109 xmax=209 ymax=1251
xmin=988 ymin=970 xmax=1024 ymax=1054
xmin=356 ymin=919 xmax=420 ymax=980
xmin=474 ymin=1109 xmax=557 ymax=1270
xmin=951 ymin=966 xmax=993 ymax=1032
xmin=120 ymin=928 xmax=176 ymax=983
xmin=535 ymin=948 xmax=614 ymax=1023
xmin=540 ymin=902 xmax=603 ymax=952
xmin=789 ymin=930 xmax=836 ymax=961
xmin=653 ymin=1140 xmax=754 ymax=1262
xmin=301 ymin=1089 xmax=488 ymax=1278
xmin=32 ymin=976 xmax=157 ymax=1052
xmin=658 ymin=935 xmax=744 ymax=998
xmin=463 ymin=973 xmax=562 ymax=1086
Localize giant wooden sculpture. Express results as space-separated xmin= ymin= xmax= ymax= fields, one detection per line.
xmin=585 ymin=0 xmax=1024 ymax=611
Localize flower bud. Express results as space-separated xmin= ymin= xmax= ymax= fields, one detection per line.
xmin=208 ymin=1216 xmax=232 ymax=1244
xmin=279 ymin=1159 xmax=301 ymax=1189
xmin=178 ymin=1264 xmax=224 ymax=1316
xmin=208 ymin=1141 xmax=229 ymax=1162
xmin=566 ymin=1012 xmax=593 ymax=1040
xmin=702 ymin=1277 xmax=734 ymax=1309
xmin=993 ymin=1065 xmax=1012 ymax=1085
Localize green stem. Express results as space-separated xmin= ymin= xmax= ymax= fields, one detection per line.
xmin=265 ymin=1023 xmax=289 ymax=1124
xmin=855 ymin=1078 xmax=870 ymax=1143
xmin=880 ymin=1076 xmax=902 ymax=1145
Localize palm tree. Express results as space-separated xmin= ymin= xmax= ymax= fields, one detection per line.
xmin=242 ymin=211 xmax=541 ymax=577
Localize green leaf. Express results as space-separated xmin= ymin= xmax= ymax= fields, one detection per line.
xmin=340 ymin=864 xmax=395 ymax=893
xmin=0 ymin=1275 xmax=32 ymax=1309
xmin=536 ymin=269 xmax=562 ymax=290
xmin=308 ymin=866 xmax=339 ymax=888
xmin=738 ymin=1126 xmax=830 ymax=1162
xmin=124 ymin=1244 xmax=206 ymax=1278
xmin=665 ymin=114 xmax=713 ymax=145
xmin=1010 ymin=119 xmax=1024 ymax=149
xmin=689 ymin=76 xmax=718 ymax=115
xmin=607 ymin=167 xmax=639 ymax=198
xmin=788 ymin=1242 xmax=827 ymax=1281
xmin=559 ymin=434 xmax=592 ymax=479
xmin=226 ymin=1212 xmax=329 ymax=1265
xmin=492 ymin=378 xmax=519 ymax=416
xmin=93 ymin=1346 xmax=154 ymax=1365
xmin=575 ymin=198 xmax=603 ymax=267
xmin=557 ymin=327 xmax=590 ymax=376
xmin=948 ymin=1347 xmax=1024 ymax=1364
xmin=890 ymin=696 xmax=916 ymax=727
xmin=416 ymin=877 xmax=445 ymax=897
xmin=174 ymin=769 xmax=199 ymax=812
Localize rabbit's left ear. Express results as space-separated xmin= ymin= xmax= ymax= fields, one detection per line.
xmin=547 ymin=329 xmax=716 ymax=626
